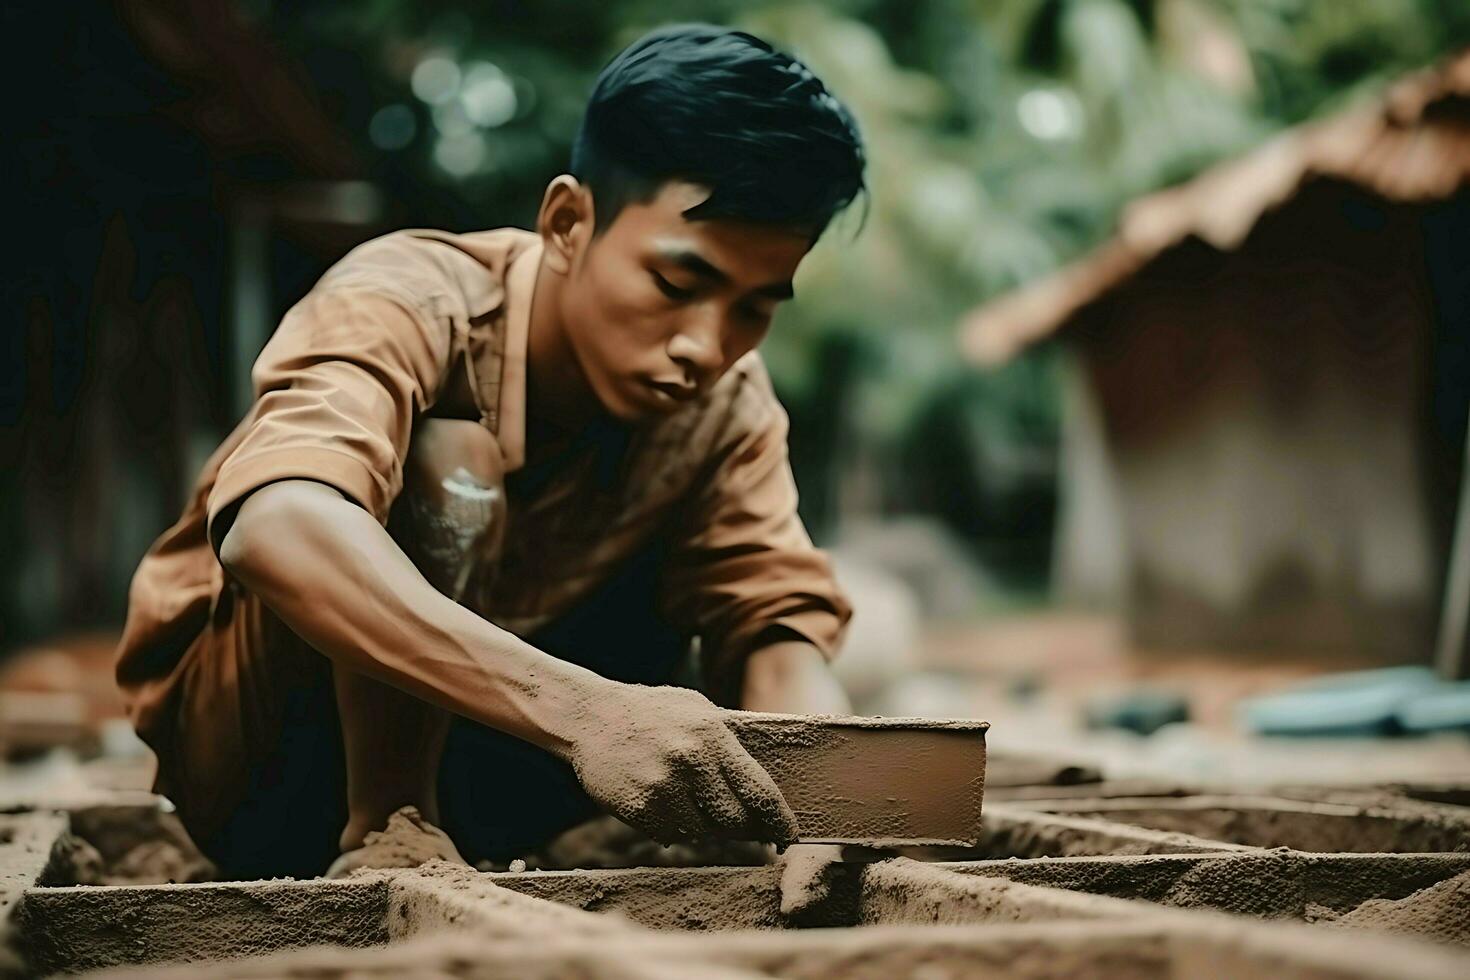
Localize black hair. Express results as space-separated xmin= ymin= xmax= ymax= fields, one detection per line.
xmin=571 ymin=24 xmax=866 ymax=240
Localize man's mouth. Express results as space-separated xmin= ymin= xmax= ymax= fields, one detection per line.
xmin=644 ymin=379 xmax=699 ymax=403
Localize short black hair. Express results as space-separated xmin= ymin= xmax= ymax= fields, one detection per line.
xmin=571 ymin=24 xmax=866 ymax=240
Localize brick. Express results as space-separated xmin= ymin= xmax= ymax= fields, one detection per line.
xmin=726 ymin=713 xmax=988 ymax=846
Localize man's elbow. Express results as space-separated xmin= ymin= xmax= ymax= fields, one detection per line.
xmin=218 ymin=493 xmax=288 ymax=585
xmin=218 ymin=481 xmax=340 ymax=586
xmin=218 ymin=515 xmax=269 ymax=584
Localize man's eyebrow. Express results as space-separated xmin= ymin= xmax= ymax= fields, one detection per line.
xmin=755 ymin=280 xmax=795 ymax=301
xmin=656 ymin=244 xmax=728 ymax=283
xmin=653 ymin=241 xmax=796 ymax=301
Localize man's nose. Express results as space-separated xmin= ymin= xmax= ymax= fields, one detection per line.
xmin=667 ymin=311 xmax=724 ymax=377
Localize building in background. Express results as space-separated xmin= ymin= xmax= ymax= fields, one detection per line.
xmin=5 ymin=0 xmax=386 ymax=650
xmin=962 ymin=51 xmax=1470 ymax=665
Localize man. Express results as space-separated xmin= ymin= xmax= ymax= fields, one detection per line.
xmin=116 ymin=24 xmax=864 ymax=885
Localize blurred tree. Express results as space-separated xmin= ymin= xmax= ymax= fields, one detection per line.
xmin=247 ymin=0 xmax=1470 ymax=583
xmin=248 ymin=0 xmax=1470 ymax=372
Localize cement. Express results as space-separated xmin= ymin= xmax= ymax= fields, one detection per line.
xmin=1040 ymin=796 xmax=1470 ymax=853
xmin=486 ymin=849 xmax=1470 ymax=930
xmin=948 ymin=851 xmax=1470 ymax=919
xmin=21 ymin=835 xmax=1470 ymax=973
xmin=484 ymin=857 xmax=1151 ymax=932
xmin=502 ymin=813 xmax=773 ymax=871
xmin=980 ymin=802 xmax=1254 ymax=857
xmin=854 ymin=857 xmax=1149 ymax=926
xmin=493 ymin=863 xmax=789 ymax=930
xmin=1314 ymin=868 xmax=1470 ymax=946
xmin=15 ymin=862 xmax=627 ymax=975
xmin=16 ymin=877 xmax=390 ymax=975
xmin=0 ymin=812 xmax=67 ymax=916
xmin=327 ymin=806 xmax=466 ymax=878
xmin=43 ymin=805 xmax=215 ymax=886
xmin=0 ymin=811 xmax=67 ymax=977
xmin=78 ymin=914 xmax=1470 ymax=980
xmin=13 ymin=783 xmax=1470 ymax=977
xmin=385 ymin=861 xmax=632 ymax=940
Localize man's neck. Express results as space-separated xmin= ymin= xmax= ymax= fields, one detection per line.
xmin=525 ymin=260 xmax=604 ymax=440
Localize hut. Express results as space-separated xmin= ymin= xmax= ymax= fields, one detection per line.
xmin=961 ymin=51 xmax=1470 ymax=670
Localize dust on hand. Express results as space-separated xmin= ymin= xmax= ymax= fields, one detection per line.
xmin=564 ymin=685 xmax=799 ymax=847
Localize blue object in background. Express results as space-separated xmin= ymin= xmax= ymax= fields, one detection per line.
xmin=1237 ymin=667 xmax=1443 ymax=736
xmin=1398 ymin=681 xmax=1470 ymax=732
xmin=1085 ymin=689 xmax=1191 ymax=736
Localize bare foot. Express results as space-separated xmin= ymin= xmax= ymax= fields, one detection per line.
xmin=325 ymin=806 xmax=467 ymax=878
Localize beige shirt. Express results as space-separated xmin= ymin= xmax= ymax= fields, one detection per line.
xmin=117 ymin=229 xmax=850 ymax=811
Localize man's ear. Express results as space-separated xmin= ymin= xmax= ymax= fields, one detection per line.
xmin=537 ymin=175 xmax=593 ymax=275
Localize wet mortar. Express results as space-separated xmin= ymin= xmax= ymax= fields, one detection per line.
xmin=7 ymin=781 xmax=1470 ymax=977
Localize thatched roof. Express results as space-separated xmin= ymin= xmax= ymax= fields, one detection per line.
xmin=961 ymin=49 xmax=1470 ymax=366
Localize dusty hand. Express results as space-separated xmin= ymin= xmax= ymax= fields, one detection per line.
xmin=566 ymin=684 xmax=799 ymax=846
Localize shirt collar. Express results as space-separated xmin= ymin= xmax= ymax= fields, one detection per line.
xmin=496 ymin=237 xmax=541 ymax=473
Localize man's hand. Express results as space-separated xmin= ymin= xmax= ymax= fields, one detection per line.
xmin=564 ymin=683 xmax=798 ymax=846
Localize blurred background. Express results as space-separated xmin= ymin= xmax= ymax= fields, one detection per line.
xmin=5 ymin=0 xmax=1470 ymax=796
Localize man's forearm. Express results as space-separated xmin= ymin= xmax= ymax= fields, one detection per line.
xmin=741 ymin=638 xmax=851 ymax=715
xmin=219 ymin=479 xmax=609 ymax=759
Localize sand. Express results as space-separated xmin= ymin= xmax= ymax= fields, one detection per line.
xmin=59 ymin=894 xmax=1470 ymax=980
xmin=44 ymin=806 xmax=215 ymax=886
xmin=491 ymin=814 xmax=773 ymax=872
xmin=1315 ymin=869 xmax=1470 ymax=945
xmin=327 ymin=806 xmax=468 ymax=878
xmin=16 ymin=788 xmax=1470 ymax=977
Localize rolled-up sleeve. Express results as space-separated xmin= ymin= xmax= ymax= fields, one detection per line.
xmin=206 ymin=288 xmax=451 ymax=547
xmin=660 ymin=387 xmax=851 ymax=694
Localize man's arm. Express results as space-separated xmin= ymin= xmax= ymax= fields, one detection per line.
xmin=220 ymin=479 xmax=797 ymax=846
xmin=741 ymin=632 xmax=850 ymax=715
xmin=220 ymin=479 xmax=597 ymax=753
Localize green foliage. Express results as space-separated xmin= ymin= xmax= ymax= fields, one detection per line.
xmin=260 ymin=0 xmax=1469 ymax=506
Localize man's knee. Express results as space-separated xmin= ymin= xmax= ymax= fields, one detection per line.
xmin=407 ymin=418 xmax=506 ymax=490
xmin=395 ymin=418 xmax=508 ymax=598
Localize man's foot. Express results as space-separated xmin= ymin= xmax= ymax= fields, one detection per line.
xmin=325 ymin=806 xmax=467 ymax=878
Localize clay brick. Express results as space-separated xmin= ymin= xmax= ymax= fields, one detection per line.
xmin=726 ymin=713 xmax=988 ymax=846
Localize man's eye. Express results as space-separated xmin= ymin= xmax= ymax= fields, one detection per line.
xmin=738 ymin=303 xmax=775 ymax=323
xmin=652 ymin=272 xmax=694 ymax=301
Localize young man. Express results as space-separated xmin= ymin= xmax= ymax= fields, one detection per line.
xmin=116 ymin=24 xmax=864 ymax=880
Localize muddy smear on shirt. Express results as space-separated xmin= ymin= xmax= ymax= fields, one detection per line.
xmin=400 ymin=467 xmax=504 ymax=600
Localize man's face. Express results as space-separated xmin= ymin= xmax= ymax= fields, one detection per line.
xmin=558 ymin=180 xmax=812 ymax=421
